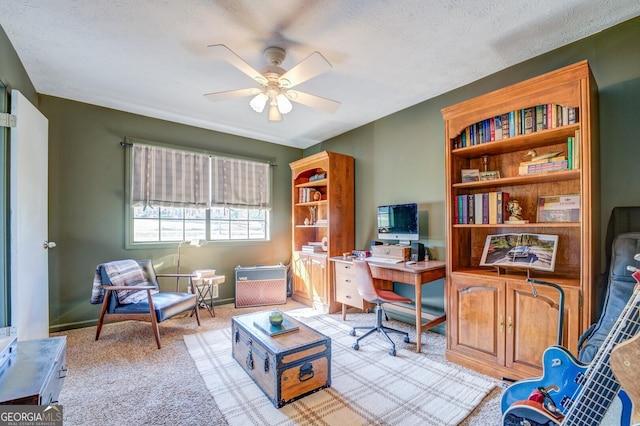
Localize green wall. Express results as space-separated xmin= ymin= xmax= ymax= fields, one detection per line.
xmin=2 ymin=17 xmax=639 ymax=332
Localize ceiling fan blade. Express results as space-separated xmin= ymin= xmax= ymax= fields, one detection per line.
xmin=208 ymin=44 xmax=267 ymax=85
xmin=204 ymin=88 xmax=261 ymax=101
xmin=279 ymin=51 xmax=332 ymax=88
xmin=287 ymin=90 xmax=340 ymax=113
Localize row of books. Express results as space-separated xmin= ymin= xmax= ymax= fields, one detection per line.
xmin=452 ymin=104 xmax=578 ymax=149
xmin=454 ymin=191 xmax=509 ymax=225
xmin=297 ymin=187 xmax=317 ymax=203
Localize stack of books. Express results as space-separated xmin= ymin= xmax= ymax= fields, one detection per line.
xmin=302 ymin=244 xmax=324 ymax=254
xmin=518 ymin=155 xmax=568 ymax=176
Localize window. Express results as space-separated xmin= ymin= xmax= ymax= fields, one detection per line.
xmin=127 ymin=139 xmax=271 ymax=244
xmin=132 ymin=206 xmax=269 ymax=242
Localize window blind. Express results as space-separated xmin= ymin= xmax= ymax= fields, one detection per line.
xmin=131 ymin=144 xmax=210 ymax=209
xmin=211 ymin=157 xmax=271 ymax=210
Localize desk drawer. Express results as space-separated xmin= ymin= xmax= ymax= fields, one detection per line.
xmin=334 ymin=262 xmax=365 ymax=309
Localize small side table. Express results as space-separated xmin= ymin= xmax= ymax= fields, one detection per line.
xmin=191 ymin=274 xmax=225 ymax=317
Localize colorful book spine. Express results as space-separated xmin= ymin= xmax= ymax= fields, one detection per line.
xmin=467 ymin=194 xmax=475 ymax=224
xmin=524 ymin=108 xmax=534 ymax=134
xmin=474 ymin=193 xmax=483 ymax=225
xmin=488 ymin=192 xmax=498 ymax=224
xmin=501 ymin=113 xmax=510 ymax=139
xmin=454 ymin=195 xmax=459 ymax=224
xmin=567 ymin=136 xmax=573 ymax=169
xmin=461 ymin=195 xmax=468 ymax=224
xmin=482 ymin=193 xmax=489 ymax=224
xmin=494 ymin=115 xmax=503 ymax=140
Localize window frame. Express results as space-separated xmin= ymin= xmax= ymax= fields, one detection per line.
xmin=124 ymin=139 xmax=273 ymax=248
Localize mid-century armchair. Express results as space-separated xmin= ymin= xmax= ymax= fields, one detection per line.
xmin=93 ymin=259 xmax=200 ymax=349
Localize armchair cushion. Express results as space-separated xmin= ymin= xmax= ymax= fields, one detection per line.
xmin=113 ymin=292 xmax=197 ymax=322
xmin=91 ymin=259 xmax=157 ymax=305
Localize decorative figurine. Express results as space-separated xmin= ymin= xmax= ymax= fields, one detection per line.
xmin=506 ymin=199 xmax=528 ymax=223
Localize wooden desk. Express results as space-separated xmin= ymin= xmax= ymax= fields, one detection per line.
xmin=331 ymin=258 xmax=446 ymax=352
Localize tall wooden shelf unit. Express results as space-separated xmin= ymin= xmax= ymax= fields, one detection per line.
xmin=290 ymin=151 xmax=355 ymax=313
xmin=441 ymin=61 xmax=600 ymax=380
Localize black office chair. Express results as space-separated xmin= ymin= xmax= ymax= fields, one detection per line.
xmin=93 ymin=259 xmax=200 ymax=349
xmin=349 ymin=260 xmax=411 ymax=356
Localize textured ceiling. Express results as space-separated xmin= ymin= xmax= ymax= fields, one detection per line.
xmin=1 ymin=1 xmax=639 ymax=149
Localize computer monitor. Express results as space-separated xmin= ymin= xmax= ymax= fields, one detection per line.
xmin=377 ymin=203 xmax=419 ymax=245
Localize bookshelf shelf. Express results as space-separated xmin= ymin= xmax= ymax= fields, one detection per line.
xmin=294 ymin=200 xmax=328 ymax=207
xmin=441 ymin=61 xmax=600 ymax=381
xmin=451 ymin=125 xmax=579 ymax=158
xmin=296 ymin=179 xmax=327 ymax=188
xmin=452 ymin=170 xmax=580 ymax=189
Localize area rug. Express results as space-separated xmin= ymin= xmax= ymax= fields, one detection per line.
xmin=184 ymin=309 xmax=496 ymax=426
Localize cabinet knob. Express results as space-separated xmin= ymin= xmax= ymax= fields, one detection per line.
xmin=508 ymin=316 xmax=513 ymax=334
xmin=345 ymin=279 xmax=351 ymax=283
xmin=345 ymin=295 xmax=351 ymax=299
xmin=499 ymin=315 xmax=504 ymax=333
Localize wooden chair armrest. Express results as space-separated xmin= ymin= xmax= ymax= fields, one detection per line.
xmin=102 ymin=285 xmax=157 ymax=291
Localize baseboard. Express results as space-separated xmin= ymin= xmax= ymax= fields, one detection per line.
xmin=50 ymin=318 xmax=98 ymax=333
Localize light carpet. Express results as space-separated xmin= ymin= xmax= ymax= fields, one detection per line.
xmin=184 ymin=309 xmax=496 ymax=426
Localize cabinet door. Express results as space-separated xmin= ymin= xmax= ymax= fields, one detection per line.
xmin=292 ymin=253 xmax=311 ymax=304
xmin=449 ymin=274 xmax=505 ymax=366
xmin=308 ymin=254 xmax=328 ymax=308
xmin=505 ymin=280 xmax=581 ymax=376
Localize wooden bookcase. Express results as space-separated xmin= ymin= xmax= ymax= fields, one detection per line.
xmin=441 ymin=61 xmax=600 ymax=380
xmin=289 ymin=151 xmax=355 ymax=313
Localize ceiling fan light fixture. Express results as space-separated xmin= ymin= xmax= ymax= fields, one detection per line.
xmin=276 ymin=94 xmax=293 ymax=114
xmin=249 ymin=92 xmax=267 ymax=113
xmin=268 ymin=103 xmax=283 ymax=122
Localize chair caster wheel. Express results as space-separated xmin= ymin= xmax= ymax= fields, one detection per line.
xmin=389 ymin=348 xmax=396 ymax=356
xmin=349 ymin=329 xmax=356 ymax=337
xmin=353 ymin=343 xmax=360 ymax=351
xmin=403 ymin=336 xmax=410 ymax=343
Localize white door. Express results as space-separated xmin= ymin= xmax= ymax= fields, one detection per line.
xmin=10 ymin=89 xmax=50 ymax=341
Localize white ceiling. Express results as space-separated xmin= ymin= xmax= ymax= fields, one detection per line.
xmin=1 ymin=1 xmax=639 ymax=149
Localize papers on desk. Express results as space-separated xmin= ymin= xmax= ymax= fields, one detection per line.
xmin=193 ymin=269 xmax=216 ymax=278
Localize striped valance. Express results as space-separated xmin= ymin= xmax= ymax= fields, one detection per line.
xmin=130 ymin=143 xmax=270 ymax=210
xmin=211 ymin=157 xmax=270 ymax=210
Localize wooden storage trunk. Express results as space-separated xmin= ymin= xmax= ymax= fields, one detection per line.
xmin=231 ymin=311 xmax=331 ymax=408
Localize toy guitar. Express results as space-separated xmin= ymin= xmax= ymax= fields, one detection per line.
xmin=502 ymin=271 xmax=640 ymax=425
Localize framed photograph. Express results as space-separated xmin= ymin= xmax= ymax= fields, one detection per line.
xmin=461 ymin=169 xmax=480 ymax=183
xmin=537 ymin=194 xmax=580 ymax=223
xmin=480 ymin=170 xmax=500 ymax=181
xmin=480 ymin=233 xmax=559 ymax=272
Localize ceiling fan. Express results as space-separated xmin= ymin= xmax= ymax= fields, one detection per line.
xmin=204 ymin=44 xmax=340 ymax=122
